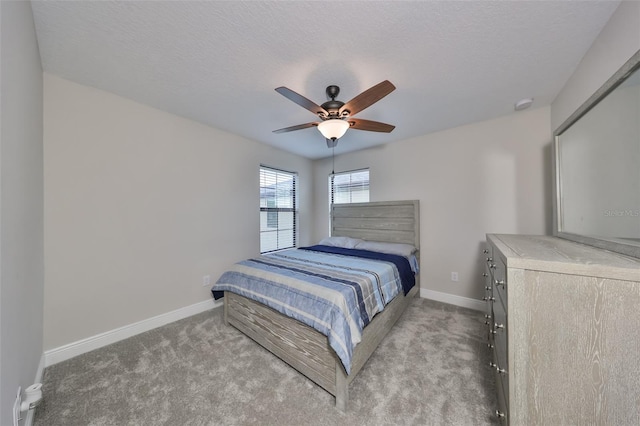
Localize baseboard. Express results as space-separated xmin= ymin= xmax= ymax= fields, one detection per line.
xmin=420 ymin=288 xmax=485 ymax=311
xmin=44 ymin=298 xmax=222 ymax=367
xmin=42 ymin=290 xmax=479 ymax=368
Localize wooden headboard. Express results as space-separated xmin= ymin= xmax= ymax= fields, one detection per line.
xmin=331 ymin=200 xmax=420 ymax=251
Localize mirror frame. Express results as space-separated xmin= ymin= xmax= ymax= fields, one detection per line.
xmin=553 ymin=49 xmax=640 ymax=259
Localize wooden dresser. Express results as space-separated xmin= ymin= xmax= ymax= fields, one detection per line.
xmin=483 ymin=234 xmax=640 ymax=425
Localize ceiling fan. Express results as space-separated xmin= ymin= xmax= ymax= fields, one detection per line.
xmin=273 ymin=80 xmax=396 ymax=148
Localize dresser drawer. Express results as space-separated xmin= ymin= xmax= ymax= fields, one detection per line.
xmin=484 ymin=293 xmax=494 ymax=345
xmin=494 ymin=360 xmax=509 ymax=423
xmin=483 ymin=266 xmax=494 ymax=315
xmin=485 ymin=252 xmax=496 ymax=274
xmin=493 ymin=258 xmax=507 ymax=310
xmin=482 ymin=244 xmax=493 ymax=259
xmin=482 ymin=246 xmax=495 ymax=345
xmin=488 ymin=246 xmax=509 ymax=422
xmin=493 ymin=304 xmax=508 ymax=401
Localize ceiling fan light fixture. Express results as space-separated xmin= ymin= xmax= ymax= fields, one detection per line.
xmin=317 ymin=119 xmax=350 ymax=140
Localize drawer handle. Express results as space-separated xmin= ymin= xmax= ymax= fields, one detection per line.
xmin=486 ymin=257 xmax=493 ymax=262
xmin=494 ymin=279 xmax=505 ymax=287
xmin=490 ymin=362 xmax=508 ymax=375
xmin=482 ymin=272 xmax=488 ymax=277
xmin=490 ymin=263 xmax=496 ymax=269
xmin=483 ymin=249 xmax=489 ymax=254
xmin=485 ymin=286 xmax=492 ymax=291
xmin=494 ymin=323 xmax=504 ymax=329
xmin=484 ymin=314 xmax=491 ymax=319
xmin=482 ymin=297 xmax=495 ymax=302
xmin=487 ymin=343 xmax=494 ymax=349
xmin=484 ymin=321 xmax=491 ymax=326
xmin=496 ymin=410 xmax=505 ymax=418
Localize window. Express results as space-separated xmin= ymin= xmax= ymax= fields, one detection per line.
xmin=260 ymin=166 xmax=297 ymax=253
xmin=330 ymin=169 xmax=370 ymax=205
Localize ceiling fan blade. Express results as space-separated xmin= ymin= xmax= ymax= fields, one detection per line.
xmin=273 ymin=122 xmax=319 ymax=134
xmin=275 ymin=87 xmax=328 ymax=117
xmin=348 ymin=118 xmax=395 ymax=133
xmin=339 ymin=80 xmax=396 ymax=116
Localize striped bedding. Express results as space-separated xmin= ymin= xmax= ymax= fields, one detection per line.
xmin=212 ymin=245 xmax=415 ymax=374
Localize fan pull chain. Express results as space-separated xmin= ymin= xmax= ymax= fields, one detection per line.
xmin=332 ymin=145 xmax=335 ymax=175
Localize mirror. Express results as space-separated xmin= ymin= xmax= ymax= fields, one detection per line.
xmin=554 ymin=50 xmax=640 ymax=259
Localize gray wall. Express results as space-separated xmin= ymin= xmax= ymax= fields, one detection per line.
xmin=551 ymin=1 xmax=640 ymax=130
xmin=43 ymin=74 xmax=313 ymax=350
xmin=312 ymin=107 xmax=552 ymax=303
xmin=0 ymin=1 xmax=44 ymax=424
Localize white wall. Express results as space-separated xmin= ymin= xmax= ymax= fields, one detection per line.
xmin=551 ymin=1 xmax=640 ymax=131
xmin=0 ymin=1 xmax=44 ymax=424
xmin=312 ymin=107 xmax=552 ymax=301
xmin=43 ymin=74 xmax=313 ymax=350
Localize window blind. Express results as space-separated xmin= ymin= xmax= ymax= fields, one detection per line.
xmin=260 ymin=166 xmax=297 ymax=253
xmin=330 ymin=169 xmax=370 ymax=204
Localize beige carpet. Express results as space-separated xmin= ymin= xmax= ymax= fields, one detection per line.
xmin=34 ymin=297 xmax=499 ymax=425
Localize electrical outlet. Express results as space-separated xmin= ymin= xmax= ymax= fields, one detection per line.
xmin=451 ymin=272 xmax=459 ymax=282
xmin=202 ymin=275 xmax=211 ymax=287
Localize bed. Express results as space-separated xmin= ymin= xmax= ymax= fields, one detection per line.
xmin=212 ymin=200 xmax=420 ymax=411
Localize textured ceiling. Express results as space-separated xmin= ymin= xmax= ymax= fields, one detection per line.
xmin=31 ymin=1 xmax=620 ymax=159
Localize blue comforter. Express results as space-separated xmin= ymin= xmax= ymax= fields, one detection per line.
xmin=212 ymin=245 xmax=415 ymax=374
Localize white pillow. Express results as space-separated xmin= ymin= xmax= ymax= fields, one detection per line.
xmin=355 ymin=240 xmax=417 ymax=257
xmin=318 ymin=236 xmax=363 ymax=249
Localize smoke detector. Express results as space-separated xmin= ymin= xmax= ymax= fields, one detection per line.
xmin=514 ymin=98 xmax=534 ymax=111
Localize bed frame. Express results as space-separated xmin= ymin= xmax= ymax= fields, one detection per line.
xmin=222 ymin=200 xmax=420 ymax=411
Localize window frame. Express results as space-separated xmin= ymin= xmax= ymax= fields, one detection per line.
xmin=329 ymin=168 xmax=370 ymax=206
xmin=260 ymin=165 xmax=298 ymax=254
